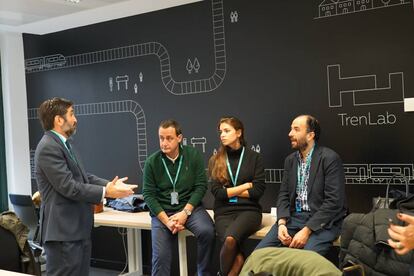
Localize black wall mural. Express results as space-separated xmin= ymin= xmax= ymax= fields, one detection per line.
xmin=23 ymin=0 xmax=414 ymax=272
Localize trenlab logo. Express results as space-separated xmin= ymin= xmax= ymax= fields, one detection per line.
xmin=326 ymin=64 xmax=407 ymax=127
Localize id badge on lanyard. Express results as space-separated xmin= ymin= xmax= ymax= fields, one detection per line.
xmin=229 ymin=196 xmax=238 ymax=203
xmin=295 ymin=197 xmax=302 ymax=212
xmin=171 ymin=191 xmax=179 ymax=205
xmin=162 ymin=155 xmax=183 ymax=206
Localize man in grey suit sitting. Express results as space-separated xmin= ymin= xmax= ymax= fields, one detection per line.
xmin=256 ymin=115 xmax=346 ymax=256
xmin=35 ymin=97 xmax=137 ymax=276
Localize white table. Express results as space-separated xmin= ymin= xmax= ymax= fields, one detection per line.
xmin=94 ymin=208 xmax=151 ymax=274
xmin=0 ymin=270 xmax=32 ymax=276
xmin=94 ymin=208 xmax=276 ymax=276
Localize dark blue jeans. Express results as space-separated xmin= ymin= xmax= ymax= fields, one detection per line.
xmin=151 ymin=205 xmax=215 ymax=276
xmin=255 ymin=212 xmax=341 ymax=256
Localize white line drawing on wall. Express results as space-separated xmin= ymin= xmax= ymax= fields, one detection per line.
xmin=28 ymin=100 xmax=148 ymax=172
xmin=190 ymin=137 xmax=207 ymax=153
xmin=315 ymin=0 xmax=411 ymax=19
xmin=230 ymin=11 xmax=238 ymax=23
xmin=182 ymin=137 xmax=188 ymax=146
xmin=108 ymin=77 xmax=113 ymax=92
xmin=24 ymin=0 xmax=227 ymax=96
xmin=265 ymin=168 xmax=284 ymax=184
xmin=193 ymin=58 xmax=200 ymax=73
xmin=186 ymin=59 xmax=193 ymax=74
xmin=327 ymin=64 xmax=405 ymax=108
xmin=264 ymin=163 xmax=414 ymax=184
xmin=30 ymin=149 xmax=36 ymax=179
xmin=344 ymin=163 xmax=413 ymax=184
xmin=186 ymin=58 xmax=201 ymax=74
xmin=25 ymin=54 xmax=66 ymax=71
xmin=251 ymin=144 xmax=261 ymax=153
xmin=116 ymin=75 xmax=129 ymax=91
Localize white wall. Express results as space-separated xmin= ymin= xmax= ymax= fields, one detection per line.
xmin=0 ymin=31 xmax=32 ymax=198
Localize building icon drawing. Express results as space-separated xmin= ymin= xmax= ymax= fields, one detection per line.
xmin=316 ymin=0 xmax=410 ymax=19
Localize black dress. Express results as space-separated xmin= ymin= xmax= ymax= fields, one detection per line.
xmin=210 ymin=146 xmax=265 ymax=243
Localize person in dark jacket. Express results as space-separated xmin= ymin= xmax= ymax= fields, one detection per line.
xmin=388 ymin=212 xmax=414 ymax=274
xmin=209 ymin=116 xmax=265 ymax=276
xmin=340 ymin=209 xmax=412 ymax=275
xmin=256 ymin=115 xmax=346 ymax=256
xmin=35 ymin=97 xmax=136 ymax=276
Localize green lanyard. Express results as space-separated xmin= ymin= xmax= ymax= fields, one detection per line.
xmin=226 ymin=147 xmax=245 ymax=186
xmin=161 ymin=155 xmax=183 ymax=192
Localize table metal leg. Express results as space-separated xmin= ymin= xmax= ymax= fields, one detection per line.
xmin=127 ymin=228 xmax=142 ymax=273
xmin=178 ymin=231 xmax=189 ymax=276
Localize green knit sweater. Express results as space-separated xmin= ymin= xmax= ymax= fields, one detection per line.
xmin=143 ymin=145 xmax=207 ymax=216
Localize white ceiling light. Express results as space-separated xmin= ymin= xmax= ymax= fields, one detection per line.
xmin=65 ymin=0 xmax=81 ymax=3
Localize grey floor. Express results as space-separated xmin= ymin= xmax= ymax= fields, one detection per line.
xmin=41 ymin=267 xmax=123 ymax=276
xmin=90 ymin=267 xmax=123 ymax=276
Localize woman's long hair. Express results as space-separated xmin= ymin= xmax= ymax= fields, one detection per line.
xmin=208 ymin=116 xmax=246 ymax=185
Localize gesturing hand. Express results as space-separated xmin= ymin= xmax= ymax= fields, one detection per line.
xmin=105 ymin=176 xmax=137 ymax=198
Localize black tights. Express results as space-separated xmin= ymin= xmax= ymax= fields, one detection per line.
xmin=220 ymin=236 xmax=239 ymax=275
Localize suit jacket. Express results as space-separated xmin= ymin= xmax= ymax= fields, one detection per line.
xmin=35 ymin=131 xmax=107 ymax=243
xmin=277 ymin=145 xmax=346 ymax=232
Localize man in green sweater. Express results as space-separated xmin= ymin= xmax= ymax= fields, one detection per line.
xmin=143 ymin=119 xmax=215 ymax=276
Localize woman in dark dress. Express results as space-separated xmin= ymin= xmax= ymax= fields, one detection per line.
xmin=208 ymin=116 xmax=265 ymax=276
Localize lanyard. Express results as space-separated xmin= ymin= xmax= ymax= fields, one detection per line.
xmin=226 ymin=147 xmax=245 ymax=186
xmin=297 ymin=146 xmax=314 ymax=190
xmin=161 ymin=155 xmax=183 ymax=191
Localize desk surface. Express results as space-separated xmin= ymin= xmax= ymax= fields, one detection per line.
xmin=94 ymin=208 xmax=276 ymax=238
xmin=94 ymin=208 xmax=276 ymax=276
xmin=0 ymin=270 xmax=31 ymax=276
xmin=94 ymin=208 xmax=152 ymax=229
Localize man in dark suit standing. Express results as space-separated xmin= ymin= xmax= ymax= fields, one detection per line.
xmin=35 ymin=97 xmax=137 ymax=276
xmin=256 ymin=115 xmax=346 ymax=255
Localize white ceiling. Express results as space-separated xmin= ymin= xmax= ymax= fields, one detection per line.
xmin=0 ymin=0 xmax=202 ymax=35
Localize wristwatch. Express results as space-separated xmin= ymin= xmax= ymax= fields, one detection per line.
xmin=183 ymin=208 xmax=192 ymax=216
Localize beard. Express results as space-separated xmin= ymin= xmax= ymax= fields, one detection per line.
xmin=291 ymin=138 xmax=308 ymax=151
xmin=63 ymin=122 xmax=77 ymax=137
xmin=65 ymin=127 xmax=76 ymax=137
